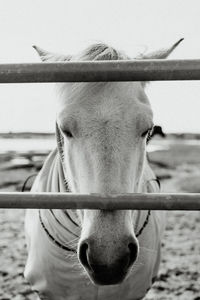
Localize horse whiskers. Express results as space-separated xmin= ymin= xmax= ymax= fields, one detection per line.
xmin=65 ymin=244 xmax=77 ymax=249
xmin=64 ymin=253 xmax=76 ymax=259
xmin=65 ymin=238 xmax=79 ymax=246
xmin=79 ymin=267 xmax=90 ymax=279
xmin=140 ymin=246 xmax=157 ymax=253
xmin=64 ymin=251 xmax=78 ymax=258
xmin=70 ymin=261 xmax=87 ymax=274
xmin=65 ymin=259 xmax=89 ymax=277
xmin=72 ymin=263 xmax=83 ymax=272
xmin=130 ymin=262 xmax=144 ymax=273
xmin=68 ymin=236 xmax=79 ymax=242
xmin=133 ymin=262 xmax=144 ymax=269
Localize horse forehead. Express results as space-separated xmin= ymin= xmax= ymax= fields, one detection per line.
xmin=75 ymin=82 xmax=148 ymax=105
xmin=59 ymin=82 xmax=152 ymax=123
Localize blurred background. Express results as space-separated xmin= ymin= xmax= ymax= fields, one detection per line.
xmin=0 ymin=1 xmax=199 ymax=300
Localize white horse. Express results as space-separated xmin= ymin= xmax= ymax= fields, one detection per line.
xmin=24 ymin=39 xmax=182 ymax=300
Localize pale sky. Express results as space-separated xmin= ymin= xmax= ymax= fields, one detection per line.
xmin=0 ymin=0 xmax=200 ymax=133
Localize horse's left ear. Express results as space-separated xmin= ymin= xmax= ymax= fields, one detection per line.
xmin=33 ymin=45 xmax=71 ymax=62
xmin=138 ymin=38 xmax=184 ymax=87
xmin=137 ymin=38 xmax=184 ymax=59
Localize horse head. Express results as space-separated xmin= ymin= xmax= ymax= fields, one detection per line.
xmin=34 ymin=39 xmax=182 ymax=285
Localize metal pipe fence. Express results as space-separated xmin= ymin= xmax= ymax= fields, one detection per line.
xmin=0 ymin=192 xmax=199 ymax=210
xmin=1 ymin=60 xmax=200 ymax=83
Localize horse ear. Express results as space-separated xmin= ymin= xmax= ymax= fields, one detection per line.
xmin=138 ymin=38 xmax=184 ymax=87
xmin=137 ymin=38 xmax=184 ymax=59
xmin=32 ymin=45 xmax=71 ymax=62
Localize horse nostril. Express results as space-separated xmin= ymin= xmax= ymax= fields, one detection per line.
xmin=128 ymin=242 xmax=138 ymax=267
xmin=78 ymin=242 xmax=91 ymax=271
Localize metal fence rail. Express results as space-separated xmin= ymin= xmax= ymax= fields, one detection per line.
xmin=0 ymin=59 xmax=200 ymax=211
xmin=0 ymin=192 xmax=199 ymax=210
xmin=1 ymin=59 xmax=200 ymax=83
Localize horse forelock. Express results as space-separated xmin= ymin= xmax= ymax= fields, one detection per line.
xmin=72 ymin=42 xmax=129 ymax=61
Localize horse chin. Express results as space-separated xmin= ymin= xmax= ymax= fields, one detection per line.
xmin=86 ymin=270 xmax=129 ymax=286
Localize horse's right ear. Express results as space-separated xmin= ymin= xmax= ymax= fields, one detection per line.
xmin=33 ymin=45 xmax=71 ymax=62
xmin=137 ymin=38 xmax=184 ymax=60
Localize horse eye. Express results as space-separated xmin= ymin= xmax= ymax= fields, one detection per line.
xmin=64 ymin=129 xmax=73 ymax=138
xmin=141 ymin=127 xmax=154 ymax=143
xmin=141 ymin=129 xmax=149 ymax=137
xmin=60 ymin=127 xmax=73 ymax=138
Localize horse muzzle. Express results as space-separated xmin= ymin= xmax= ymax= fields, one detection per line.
xmin=78 ymin=237 xmax=139 ymax=285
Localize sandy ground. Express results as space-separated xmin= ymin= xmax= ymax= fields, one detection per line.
xmin=0 ymin=139 xmax=200 ymax=300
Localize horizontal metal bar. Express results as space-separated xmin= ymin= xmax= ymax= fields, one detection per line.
xmin=1 ymin=60 xmax=200 ymax=83
xmin=0 ymin=192 xmax=199 ymax=210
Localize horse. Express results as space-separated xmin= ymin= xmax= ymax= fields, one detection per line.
xmin=24 ymin=39 xmax=183 ymax=300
